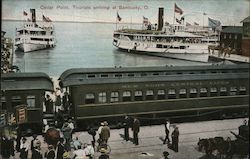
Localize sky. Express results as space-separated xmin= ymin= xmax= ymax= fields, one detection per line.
xmin=2 ymin=0 xmax=250 ymax=26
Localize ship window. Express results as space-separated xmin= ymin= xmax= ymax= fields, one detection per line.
xmin=98 ymin=92 xmax=107 ymax=103
xmin=134 ymin=91 xmax=143 ymax=101
xmin=87 ymin=74 xmax=96 ymax=78
xmin=1 ymin=96 xmax=6 ymax=110
xmin=122 ymin=91 xmax=131 ymax=102
xmin=220 ymin=87 xmax=227 ymax=96
xmin=85 ymin=93 xmax=95 ymax=104
xmin=239 ymin=86 xmax=246 ymax=95
xmin=190 ymin=88 xmax=198 ymax=98
xmin=229 ymin=87 xmax=237 ymax=95
xmin=157 ymin=90 xmax=165 ymax=100
xmin=180 ymin=46 xmax=186 ymax=49
xmin=179 ymin=89 xmax=187 ymax=98
xmin=128 ymin=73 xmax=135 ymax=77
xmin=111 ymin=92 xmax=119 ymax=103
xmin=156 ymin=44 xmax=163 ymax=48
xmin=146 ymin=90 xmax=154 ymax=100
xmin=210 ymin=87 xmax=218 ymax=97
xmin=200 ymin=88 xmax=208 ymax=97
xmin=168 ymin=89 xmax=176 ymax=99
xmin=26 ymin=95 xmax=35 ymax=107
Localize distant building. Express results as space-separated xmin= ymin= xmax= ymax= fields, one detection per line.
xmin=1 ymin=31 xmax=14 ymax=73
xmin=241 ymin=16 xmax=250 ymax=57
xmin=220 ymin=26 xmax=242 ymax=55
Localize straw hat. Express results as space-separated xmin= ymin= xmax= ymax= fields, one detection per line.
xmin=103 ymin=121 xmax=108 ymax=126
xmin=100 ymin=148 xmax=107 ymax=153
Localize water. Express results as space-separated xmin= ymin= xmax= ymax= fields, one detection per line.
xmin=2 ymin=0 xmax=249 ymax=76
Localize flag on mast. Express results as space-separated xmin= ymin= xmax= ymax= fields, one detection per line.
xmin=23 ymin=11 xmax=28 ymax=16
xmin=208 ymin=17 xmax=221 ymax=28
xmin=174 ymin=3 xmax=183 ymax=15
xmin=194 ymin=22 xmax=199 ymax=26
xmin=117 ymin=12 xmax=122 ymax=22
xmin=143 ymin=16 xmax=149 ymax=25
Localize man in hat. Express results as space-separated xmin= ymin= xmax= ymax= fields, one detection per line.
xmin=83 ymin=142 xmax=95 ymax=159
xmin=98 ymin=148 xmax=109 ymax=159
xmin=20 ymin=137 xmax=29 ymax=159
xmin=100 ymin=121 xmax=110 ymax=144
xmin=61 ymin=122 xmax=72 ymax=151
xmin=171 ymin=126 xmax=179 ymax=152
xmin=123 ymin=115 xmax=130 ymax=141
xmin=31 ymin=140 xmax=43 ymax=159
xmin=98 ymin=122 xmax=104 ymax=141
xmin=163 ymin=119 xmax=170 ymax=144
xmin=31 ymin=134 xmax=39 ymax=151
xmin=132 ymin=117 xmax=140 ymax=145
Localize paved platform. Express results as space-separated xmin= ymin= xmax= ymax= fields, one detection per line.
xmin=5 ymin=118 xmax=248 ymax=159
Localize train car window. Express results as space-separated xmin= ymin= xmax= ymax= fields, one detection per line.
xmin=122 ymin=91 xmax=131 ymax=102
xmin=134 ymin=91 xmax=143 ymax=101
xmin=157 ymin=90 xmax=165 ymax=100
xmin=26 ymin=95 xmax=36 ymax=107
xmin=115 ymin=74 xmax=122 ymax=77
xmin=111 ymin=92 xmax=119 ymax=102
xmin=152 ymin=73 xmax=159 ymax=76
xmin=210 ymin=87 xmax=218 ymax=97
xmin=168 ymin=89 xmax=176 ymax=99
xmin=179 ymin=89 xmax=187 ymax=98
xmin=100 ymin=74 xmax=109 ymax=78
xmin=87 ymin=74 xmax=96 ymax=78
xmin=220 ymin=87 xmax=227 ymax=96
xmin=1 ymin=96 xmax=6 ymax=110
xmin=229 ymin=87 xmax=238 ymax=95
xmin=85 ymin=93 xmax=95 ymax=104
xmin=190 ymin=88 xmax=198 ymax=98
xmin=239 ymin=86 xmax=247 ymax=95
xmin=98 ymin=92 xmax=107 ymax=103
xmin=146 ymin=90 xmax=154 ymax=100
xmin=200 ymin=88 xmax=208 ymax=97
xmin=11 ymin=96 xmax=22 ymax=107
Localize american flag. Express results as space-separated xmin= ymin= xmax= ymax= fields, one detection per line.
xmin=143 ymin=16 xmax=149 ymax=25
xmin=117 ymin=12 xmax=122 ymax=22
xmin=23 ymin=11 xmax=28 ymax=16
xmin=174 ymin=3 xmax=183 ymax=15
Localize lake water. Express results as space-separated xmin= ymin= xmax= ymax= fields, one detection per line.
xmin=2 ymin=0 xmax=249 ymax=76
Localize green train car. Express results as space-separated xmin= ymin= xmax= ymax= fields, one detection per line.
xmin=59 ymin=64 xmax=249 ymax=128
xmin=1 ymin=73 xmax=54 ymax=135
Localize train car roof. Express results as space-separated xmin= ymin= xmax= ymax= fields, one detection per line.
xmin=60 ymin=72 xmax=249 ymax=87
xmin=59 ymin=64 xmax=249 ymax=87
xmin=1 ymin=72 xmax=54 ymax=91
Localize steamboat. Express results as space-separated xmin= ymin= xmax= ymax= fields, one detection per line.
xmin=113 ymin=8 xmax=219 ymax=63
xmin=15 ymin=9 xmax=56 ymax=52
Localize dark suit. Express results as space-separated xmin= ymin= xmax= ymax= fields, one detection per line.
xmin=171 ymin=128 xmax=179 ymax=152
xmin=132 ymin=118 xmax=140 ymax=145
xmin=124 ymin=116 xmax=130 ymax=141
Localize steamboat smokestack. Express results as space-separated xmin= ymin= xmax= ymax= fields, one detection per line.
xmin=30 ymin=9 xmax=36 ymax=23
xmin=158 ymin=8 xmax=164 ymax=31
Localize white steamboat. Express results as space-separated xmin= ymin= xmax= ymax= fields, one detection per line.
xmin=15 ymin=9 xmax=56 ymax=52
xmin=113 ymin=8 xmax=219 ymax=63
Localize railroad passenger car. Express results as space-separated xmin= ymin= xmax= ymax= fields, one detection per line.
xmin=59 ymin=64 xmax=249 ymax=128
xmin=1 ymin=72 xmax=54 ymax=134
